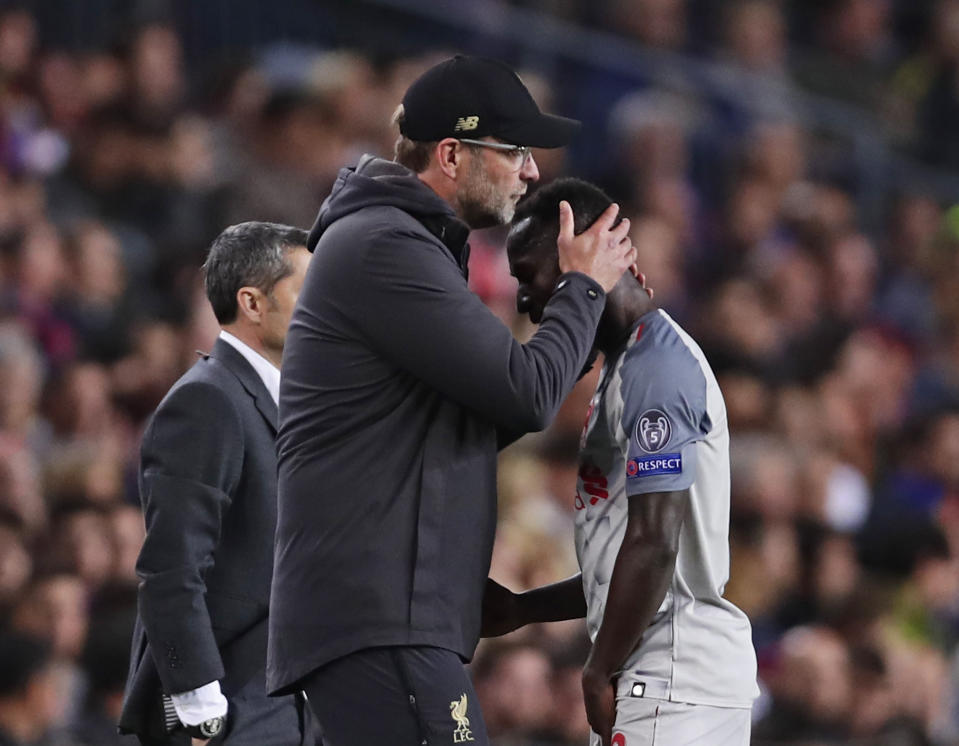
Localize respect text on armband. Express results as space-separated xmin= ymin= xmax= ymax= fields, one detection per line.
xmin=626 ymin=453 xmax=682 ymax=478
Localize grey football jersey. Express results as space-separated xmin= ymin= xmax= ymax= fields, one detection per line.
xmin=575 ymin=309 xmax=758 ymax=709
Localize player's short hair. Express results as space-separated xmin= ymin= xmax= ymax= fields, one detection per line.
xmin=203 ymin=221 xmax=308 ymax=324
xmin=392 ymin=104 xmax=437 ymax=173
xmin=511 ymin=177 xmax=622 ymax=256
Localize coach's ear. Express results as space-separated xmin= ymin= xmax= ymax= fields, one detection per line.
xmin=435 ymin=138 xmax=466 ymax=180
xmin=235 ymin=286 xmax=268 ymax=325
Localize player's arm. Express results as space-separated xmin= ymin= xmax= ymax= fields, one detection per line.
xmin=581 ymin=489 xmax=688 ymax=742
xmin=583 ymin=335 xmax=705 ymax=744
xmin=480 ymin=574 xmax=586 ymax=637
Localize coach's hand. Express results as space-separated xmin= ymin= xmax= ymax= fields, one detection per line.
xmin=480 ymin=578 xmax=523 ymax=637
xmin=582 ymin=665 xmax=616 ymax=746
xmin=557 ymin=201 xmax=634 ymax=293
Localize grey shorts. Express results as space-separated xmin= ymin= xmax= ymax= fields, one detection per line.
xmin=590 ymin=677 xmax=751 ymax=746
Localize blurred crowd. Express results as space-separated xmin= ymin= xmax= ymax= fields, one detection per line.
xmin=2 ymin=0 xmax=959 ymax=744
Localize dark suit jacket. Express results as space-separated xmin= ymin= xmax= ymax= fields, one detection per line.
xmin=120 ymin=338 xmax=298 ymax=743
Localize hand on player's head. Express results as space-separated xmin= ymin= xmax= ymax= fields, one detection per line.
xmin=557 ymin=201 xmax=635 ymax=293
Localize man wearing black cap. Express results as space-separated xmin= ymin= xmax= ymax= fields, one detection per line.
xmin=268 ymin=55 xmax=637 ymax=745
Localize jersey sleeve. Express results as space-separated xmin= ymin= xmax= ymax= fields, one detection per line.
xmin=619 ymin=335 xmax=709 ymax=496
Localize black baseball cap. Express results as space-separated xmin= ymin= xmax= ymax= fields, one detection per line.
xmin=399 ymin=55 xmax=581 ymax=148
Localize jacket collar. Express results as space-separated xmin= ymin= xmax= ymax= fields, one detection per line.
xmin=207 ymin=337 xmax=278 ymax=433
xmin=419 ymin=213 xmax=471 ymax=277
xmin=312 ymin=156 xmax=471 ymax=278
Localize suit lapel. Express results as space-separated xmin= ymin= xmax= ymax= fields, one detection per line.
xmin=209 ymin=338 xmax=278 ymax=433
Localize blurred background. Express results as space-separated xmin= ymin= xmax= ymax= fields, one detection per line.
xmin=2 ymin=0 xmax=959 ymax=743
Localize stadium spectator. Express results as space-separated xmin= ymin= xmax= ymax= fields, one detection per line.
xmin=0 ymin=631 xmax=78 ymax=746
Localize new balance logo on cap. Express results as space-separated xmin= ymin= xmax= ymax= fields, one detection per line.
xmin=454 ymin=116 xmax=479 ymax=132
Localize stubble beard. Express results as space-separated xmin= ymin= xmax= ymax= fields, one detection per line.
xmin=456 ymin=158 xmax=516 ymax=229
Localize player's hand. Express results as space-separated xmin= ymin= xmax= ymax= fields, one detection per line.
xmin=480 ymin=578 xmax=523 ymax=637
xmin=582 ymin=666 xmax=616 ymax=746
xmin=191 ymin=739 xmax=209 ymax=746
xmin=557 ymin=201 xmax=635 ymax=293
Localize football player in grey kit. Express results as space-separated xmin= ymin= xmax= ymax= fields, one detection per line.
xmin=483 ymin=178 xmax=758 ymax=746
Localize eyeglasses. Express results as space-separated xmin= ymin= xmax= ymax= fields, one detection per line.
xmin=458 ymin=138 xmax=532 ymax=171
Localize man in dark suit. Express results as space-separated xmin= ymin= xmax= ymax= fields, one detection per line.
xmin=119 ymin=222 xmax=312 ymax=745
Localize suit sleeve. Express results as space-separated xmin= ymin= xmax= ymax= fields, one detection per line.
xmin=620 ymin=343 xmax=708 ymax=496
xmin=356 ymin=226 xmax=606 ymax=433
xmin=135 ymin=379 xmax=243 ymax=694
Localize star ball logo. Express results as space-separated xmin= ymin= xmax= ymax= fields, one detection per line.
xmin=636 ymin=409 xmax=671 ymax=453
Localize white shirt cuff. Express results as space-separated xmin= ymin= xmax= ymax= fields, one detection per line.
xmin=170 ymin=680 xmax=228 ymax=725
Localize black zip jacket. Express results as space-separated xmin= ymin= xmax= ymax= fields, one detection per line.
xmin=266 ymin=155 xmax=605 ymax=694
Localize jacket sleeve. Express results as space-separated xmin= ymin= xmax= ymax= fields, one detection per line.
xmin=356 ymin=226 xmax=606 ymax=433
xmin=135 ymin=379 xmax=243 ymax=695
